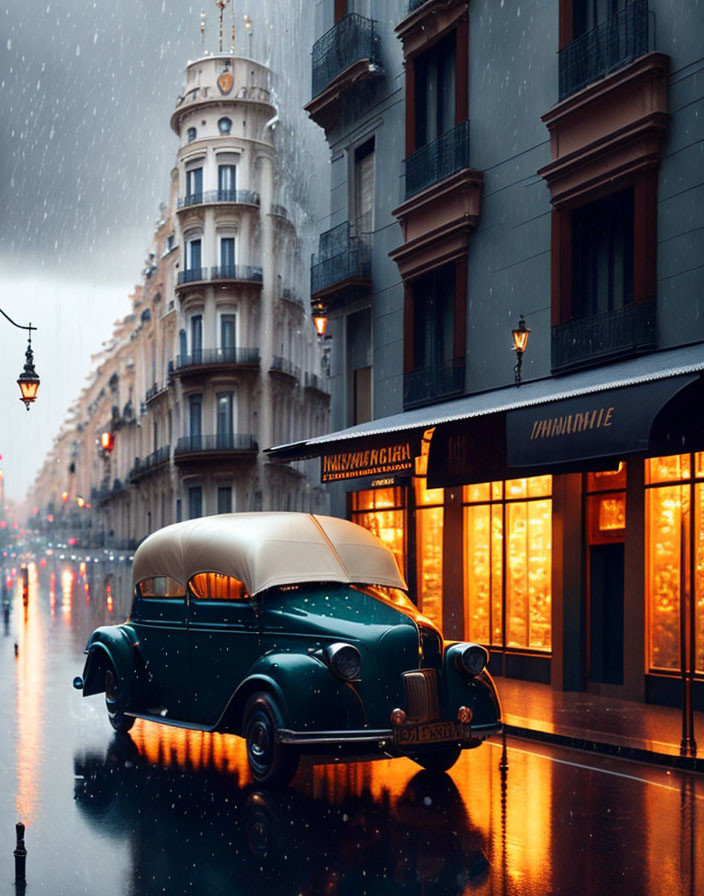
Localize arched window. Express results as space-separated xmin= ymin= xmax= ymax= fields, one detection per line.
xmin=218 ymin=116 xmax=232 ymax=135
xmin=186 ymin=126 xmax=197 ymax=143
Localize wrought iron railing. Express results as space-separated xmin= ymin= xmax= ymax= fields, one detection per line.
xmin=175 ymin=434 xmax=258 ymax=455
xmin=559 ymin=1 xmax=652 ymax=100
xmin=177 ymin=267 xmax=206 ymax=285
xmin=270 ymin=204 xmax=289 ymax=219
xmin=405 ymin=121 xmax=471 ymax=198
xmin=210 ymin=265 xmax=263 ymax=282
xmin=403 ymin=358 xmax=465 ymax=409
xmin=177 ymin=189 xmax=260 ymax=209
xmin=311 ymin=13 xmax=380 ymax=98
xmin=270 ymin=356 xmax=300 ymax=379
xmin=130 ymin=445 xmax=171 ymax=480
xmin=175 ymin=347 xmax=260 ymax=369
xmin=551 ymin=298 xmax=656 ymax=372
xmin=304 ymin=372 xmax=330 ymax=393
xmin=311 ymin=220 xmax=371 ymax=295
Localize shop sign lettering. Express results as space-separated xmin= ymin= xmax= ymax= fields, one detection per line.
xmin=529 ymin=406 xmax=614 ymax=440
xmin=322 ymin=443 xmax=412 ymax=482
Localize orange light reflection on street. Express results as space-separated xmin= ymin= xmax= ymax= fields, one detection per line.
xmin=15 ymin=566 xmax=45 ymax=826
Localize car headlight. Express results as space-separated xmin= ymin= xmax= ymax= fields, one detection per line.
xmin=325 ymin=642 xmax=361 ymax=681
xmin=455 ymin=644 xmax=489 ymax=677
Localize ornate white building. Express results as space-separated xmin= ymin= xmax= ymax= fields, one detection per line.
xmin=27 ymin=50 xmax=329 ymax=547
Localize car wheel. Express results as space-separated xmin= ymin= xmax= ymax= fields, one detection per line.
xmin=105 ymin=666 xmax=135 ymax=734
xmin=243 ymin=693 xmax=299 ymax=787
xmin=412 ymin=746 xmax=462 ymax=773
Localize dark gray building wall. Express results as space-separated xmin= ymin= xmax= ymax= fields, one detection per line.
xmin=654 ymin=0 xmax=704 ymax=348
xmin=466 ymin=0 xmax=556 ymax=392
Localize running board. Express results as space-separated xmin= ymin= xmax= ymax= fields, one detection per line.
xmin=125 ymin=712 xmax=216 ymax=732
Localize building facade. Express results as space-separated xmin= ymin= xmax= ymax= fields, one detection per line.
xmin=271 ymin=0 xmax=704 ymax=710
xmin=28 ymin=50 xmax=329 ymax=548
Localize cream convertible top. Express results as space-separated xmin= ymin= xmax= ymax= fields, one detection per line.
xmin=131 ymin=512 xmax=407 ymax=596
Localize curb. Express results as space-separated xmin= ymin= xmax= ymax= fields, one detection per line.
xmin=502 ymin=723 xmax=703 ymax=774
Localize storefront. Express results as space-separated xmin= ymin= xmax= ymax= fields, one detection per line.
xmin=268 ymin=345 xmax=704 ymax=708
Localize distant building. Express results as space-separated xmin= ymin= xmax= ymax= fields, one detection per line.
xmin=269 ymin=0 xmax=704 ymax=711
xmin=28 ymin=48 xmax=329 ymax=547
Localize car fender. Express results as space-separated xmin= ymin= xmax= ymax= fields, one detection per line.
xmin=219 ymin=652 xmax=365 ymax=736
xmin=442 ymin=643 xmax=502 ymax=727
xmin=80 ymin=625 xmax=140 ymax=701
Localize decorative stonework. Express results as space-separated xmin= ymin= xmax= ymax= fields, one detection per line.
xmin=390 ymin=167 xmax=482 ymax=281
xmin=539 ymin=52 xmax=669 ymax=207
xmin=395 ymin=0 xmax=469 ymax=57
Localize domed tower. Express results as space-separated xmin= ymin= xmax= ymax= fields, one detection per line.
xmin=169 ymin=48 xmax=326 ymax=516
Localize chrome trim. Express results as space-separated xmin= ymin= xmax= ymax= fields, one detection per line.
xmin=277 ymin=728 xmax=393 ymax=745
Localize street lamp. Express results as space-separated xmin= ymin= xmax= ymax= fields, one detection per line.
xmin=312 ymin=302 xmax=328 ymax=339
xmin=511 ymin=315 xmax=531 ymax=385
xmin=312 ymin=302 xmax=332 ymax=376
xmin=0 ymin=307 xmax=40 ymax=410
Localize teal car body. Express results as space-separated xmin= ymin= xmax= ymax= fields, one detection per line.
xmin=75 ymin=513 xmax=502 ymax=786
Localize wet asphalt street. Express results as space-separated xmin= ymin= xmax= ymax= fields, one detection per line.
xmin=0 ymin=556 xmax=702 ymax=896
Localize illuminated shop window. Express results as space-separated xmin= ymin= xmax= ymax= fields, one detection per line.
xmin=585 ymin=464 xmax=626 ymax=545
xmin=645 ymin=453 xmax=704 ymax=674
xmin=414 ymin=478 xmax=444 ymax=630
xmin=463 ymin=476 xmax=552 ymax=651
xmin=351 ymin=487 xmax=407 ymax=583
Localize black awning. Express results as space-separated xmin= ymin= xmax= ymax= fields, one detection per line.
xmin=506 ymin=375 xmax=698 ymax=468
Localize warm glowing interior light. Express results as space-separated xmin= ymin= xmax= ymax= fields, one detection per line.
xmin=100 ymin=432 xmax=115 ymax=453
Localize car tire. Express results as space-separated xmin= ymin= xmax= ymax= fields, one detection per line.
xmin=105 ymin=666 xmax=135 ymax=734
xmin=412 ymin=745 xmax=462 ymax=773
xmin=243 ymin=692 xmax=299 ymax=788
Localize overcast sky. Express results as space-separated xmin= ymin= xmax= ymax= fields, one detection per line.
xmin=0 ymin=0 xmax=325 ymax=504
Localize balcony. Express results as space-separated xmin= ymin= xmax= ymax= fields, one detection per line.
xmin=280 ymin=287 xmax=305 ymax=310
xmin=174 ymin=434 xmax=258 ymax=465
xmin=173 ymin=347 xmax=261 ymax=376
xmin=551 ymin=298 xmax=656 ymax=374
xmin=177 ymin=189 xmax=260 ymax=210
xmin=391 ymin=127 xmax=482 ymax=281
xmin=269 ymin=356 xmax=300 ymax=382
xmin=176 ymin=266 xmax=263 ymax=289
xmin=177 ymin=267 xmax=207 ymax=286
xmin=403 ymin=358 xmax=465 ymax=410
xmin=405 ymin=121 xmax=471 ymax=199
xmin=130 ymin=445 xmax=171 ymax=483
xmin=304 ymin=371 xmax=331 ymax=397
xmin=305 ymin=14 xmax=383 ymax=132
xmin=559 ymin=1 xmax=652 ymax=100
xmin=145 ymin=382 xmax=169 ymax=406
xmin=311 ymin=220 xmax=371 ymax=307
xmin=210 ymin=265 xmax=263 ymax=284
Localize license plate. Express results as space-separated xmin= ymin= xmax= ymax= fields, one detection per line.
xmin=393 ymin=720 xmax=471 ymax=747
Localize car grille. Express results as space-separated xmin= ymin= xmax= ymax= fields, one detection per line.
xmin=403 ymin=669 xmax=440 ymax=723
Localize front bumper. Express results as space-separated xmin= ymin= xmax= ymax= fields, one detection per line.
xmin=277 ymin=720 xmax=502 ymax=749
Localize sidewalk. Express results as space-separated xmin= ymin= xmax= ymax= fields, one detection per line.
xmin=492 ymin=676 xmax=703 ymax=773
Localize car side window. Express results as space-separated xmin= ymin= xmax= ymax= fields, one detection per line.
xmin=137 ymin=576 xmax=185 ymax=598
xmin=189 ymin=572 xmax=247 ymax=601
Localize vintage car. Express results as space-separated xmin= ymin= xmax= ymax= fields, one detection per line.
xmin=74 ymin=512 xmax=502 ymax=785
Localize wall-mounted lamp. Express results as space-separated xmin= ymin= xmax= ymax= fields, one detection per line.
xmin=511 ymin=315 xmax=531 ymax=384
xmin=1 ymin=308 xmax=40 ymax=410
xmin=312 ymin=303 xmax=328 ymax=340
xmin=99 ymin=432 xmax=115 ymax=455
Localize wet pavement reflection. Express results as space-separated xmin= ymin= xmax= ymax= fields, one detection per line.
xmin=0 ymin=551 xmax=702 ymax=895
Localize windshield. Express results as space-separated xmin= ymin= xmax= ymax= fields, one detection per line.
xmin=265 ymin=583 xmax=419 ymax=626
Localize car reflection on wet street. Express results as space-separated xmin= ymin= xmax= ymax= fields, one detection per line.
xmin=0 ymin=555 xmax=702 ymax=895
